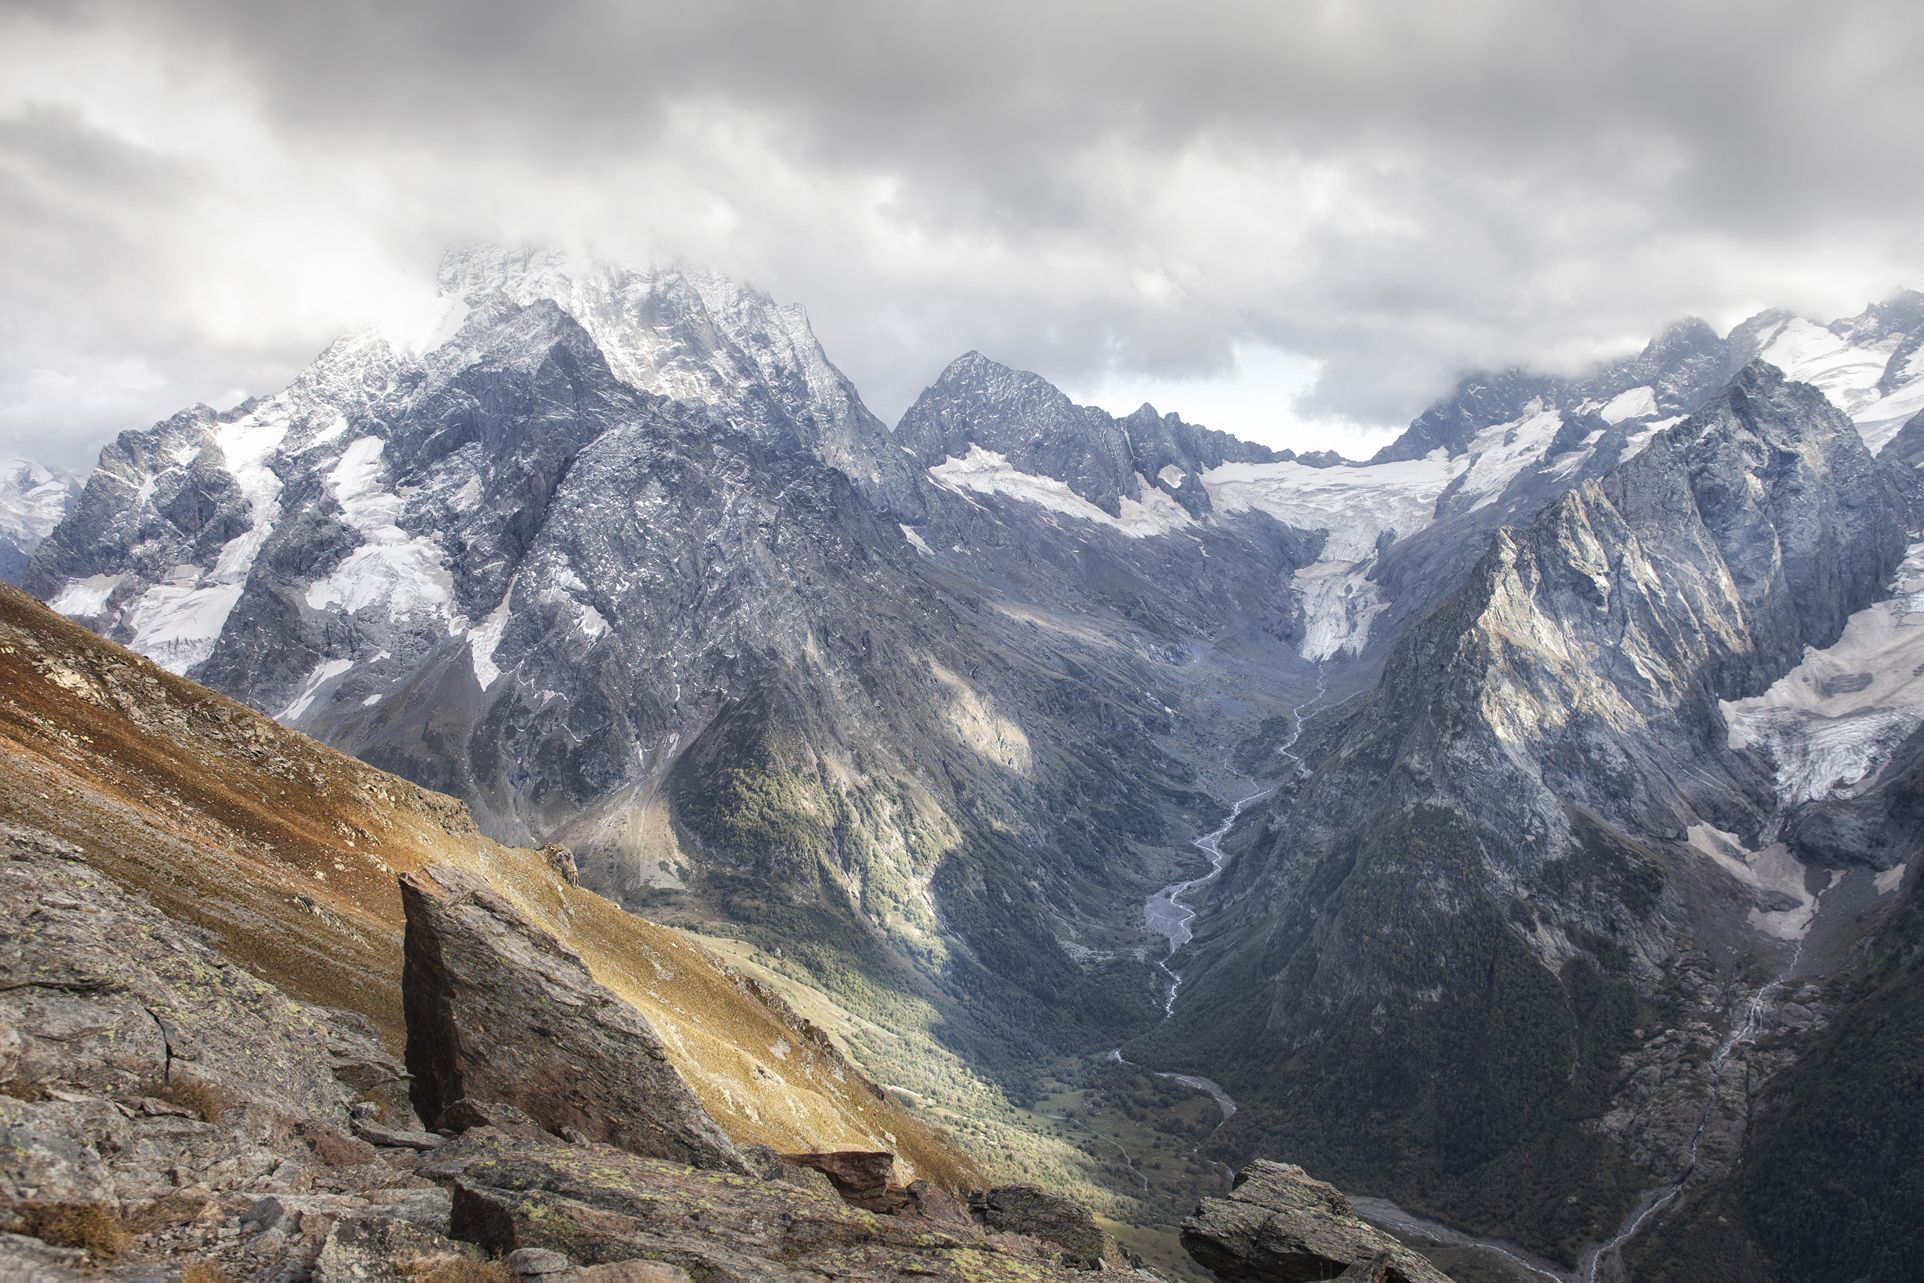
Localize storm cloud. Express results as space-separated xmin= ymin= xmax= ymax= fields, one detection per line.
xmin=3 ymin=0 xmax=1921 ymax=467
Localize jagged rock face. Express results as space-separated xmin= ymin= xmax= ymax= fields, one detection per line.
xmin=1372 ymin=363 xmax=1911 ymax=855
xmin=439 ymin=247 xmax=926 ymax=517
xmin=1158 ymin=363 xmax=1916 ymax=1251
xmin=898 ymin=350 xmax=1280 ymax=517
xmin=0 ymin=459 xmax=80 ymax=585
xmin=400 ymin=862 xmax=749 ymax=1173
xmin=1180 ymin=1161 xmax=1454 ymax=1283
xmin=775 ymin=1151 xmax=906 ymax=1213
xmin=1351 ymin=297 xmax=1924 ymax=664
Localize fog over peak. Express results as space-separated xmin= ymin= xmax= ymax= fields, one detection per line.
xmin=3 ymin=0 xmax=1921 ymax=469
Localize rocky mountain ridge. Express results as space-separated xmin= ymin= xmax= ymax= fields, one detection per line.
xmin=21 ymin=251 xmax=1327 ymax=1166
xmin=1146 ymin=362 xmax=1922 ymax=1277
xmin=897 ymin=350 xmax=1286 ymax=519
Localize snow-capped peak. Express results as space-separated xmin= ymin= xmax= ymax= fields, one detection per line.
xmin=432 ymin=244 xmax=851 ymax=422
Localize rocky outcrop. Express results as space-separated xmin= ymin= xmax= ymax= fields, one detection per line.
xmin=0 ymin=823 xmax=398 ymax=1194
xmin=0 ymin=820 xmax=1137 ymax=1283
xmin=432 ymin=1126 xmax=1107 ymax=1283
xmin=971 ymin=1183 xmax=1135 ymax=1270
xmin=776 ymin=1150 xmax=907 ymax=1212
xmin=0 ymin=824 xmax=475 ymax=1281
xmin=1181 ymin=1162 xmax=1454 ymax=1283
xmin=399 ymin=862 xmax=749 ymax=1173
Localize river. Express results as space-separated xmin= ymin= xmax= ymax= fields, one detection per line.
xmin=1142 ymin=673 xmax=1325 ymax=1015
xmin=1578 ymin=911 xmax=1820 ymax=1282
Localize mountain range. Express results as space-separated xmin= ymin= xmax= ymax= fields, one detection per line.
xmin=18 ymin=247 xmax=1924 ymax=1281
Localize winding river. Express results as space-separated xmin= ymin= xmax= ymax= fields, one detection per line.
xmin=1143 ymin=673 xmax=1326 ymax=1015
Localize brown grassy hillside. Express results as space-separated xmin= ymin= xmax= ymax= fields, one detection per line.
xmin=0 ymin=583 xmax=976 ymax=1188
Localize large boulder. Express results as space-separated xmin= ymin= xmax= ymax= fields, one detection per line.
xmin=399 ymin=864 xmax=749 ymax=1174
xmin=971 ymin=1184 xmax=1134 ymax=1270
xmin=1181 ymin=1162 xmax=1455 ymax=1283
xmin=776 ymin=1150 xmax=907 ymax=1213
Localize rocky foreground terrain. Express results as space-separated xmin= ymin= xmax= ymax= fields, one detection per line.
xmin=0 ymin=584 xmax=1450 ymax=1280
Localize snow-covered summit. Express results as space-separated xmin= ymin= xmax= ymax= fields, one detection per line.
xmin=437 ymin=246 xmax=845 ymax=423
xmin=897 ymin=349 xmax=1278 ymax=518
xmin=1730 ymin=295 xmax=1924 ymax=452
xmin=0 ymin=459 xmax=81 ymax=584
xmin=429 ymin=246 xmax=920 ymax=512
xmin=26 ymin=243 xmax=927 ymax=685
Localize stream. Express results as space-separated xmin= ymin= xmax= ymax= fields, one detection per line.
xmin=1578 ymin=913 xmax=1819 ymax=1282
xmin=1142 ymin=673 xmax=1326 ymax=1015
xmin=1121 ymin=669 xmax=1586 ymax=1282
xmin=1122 ymin=663 xmax=1825 ymax=1282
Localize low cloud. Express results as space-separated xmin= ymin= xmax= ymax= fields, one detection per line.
xmin=3 ymin=0 xmax=1920 ymax=467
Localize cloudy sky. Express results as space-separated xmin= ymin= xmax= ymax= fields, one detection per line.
xmin=3 ymin=0 xmax=1921 ymax=470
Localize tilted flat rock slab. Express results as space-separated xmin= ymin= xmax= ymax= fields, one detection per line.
xmin=399 ymin=863 xmax=748 ymax=1173
xmin=1182 ymin=1161 xmax=1454 ymax=1283
xmin=438 ymin=1127 xmax=1111 ymax=1283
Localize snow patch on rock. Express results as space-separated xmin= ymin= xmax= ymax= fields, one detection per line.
xmin=124 ymin=578 xmax=247 ymax=675
xmin=1722 ymin=542 xmax=1924 ymax=804
xmin=0 ymin=459 xmax=81 ymax=551
xmin=1295 ymin=560 xmax=1387 ymax=662
xmin=279 ymin=657 xmax=355 ymax=723
xmin=1749 ymin=314 xmax=1924 ymax=454
xmin=115 ymin=403 xmax=295 ymax=672
xmin=1685 ymin=824 xmax=1821 ymax=940
xmin=1599 ymin=385 xmax=1658 ymax=424
xmin=468 ymin=595 xmax=513 ymax=691
xmin=1456 ymin=403 xmax=1566 ymax=511
xmin=1204 ymin=452 xmax=1458 ymax=657
xmin=305 ymin=436 xmax=456 ymax=620
xmin=46 ymin=572 xmax=124 ymax=618
xmin=931 ymin=447 xmax=1194 ymax=538
xmin=1755 ymin=317 xmax=1894 ymax=418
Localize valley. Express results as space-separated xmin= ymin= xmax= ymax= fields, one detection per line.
xmin=12 ymin=248 xmax=1924 ymax=1281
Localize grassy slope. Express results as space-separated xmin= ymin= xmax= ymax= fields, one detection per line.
xmin=0 ymin=583 xmax=976 ymax=1189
